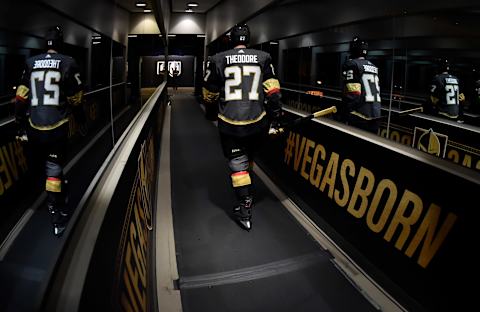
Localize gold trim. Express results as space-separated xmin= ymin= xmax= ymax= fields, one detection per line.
xmin=346 ymin=83 xmax=361 ymax=93
xmin=231 ymin=173 xmax=251 ymax=187
xmin=263 ymin=78 xmax=280 ymax=93
xmin=46 ymin=179 xmax=62 ymax=192
xmin=16 ymin=85 xmax=30 ymax=99
xmin=67 ymin=90 xmax=84 ymax=106
xmin=218 ymin=111 xmax=266 ymax=125
xmin=29 ymin=117 xmax=69 ymax=130
xmin=430 ymin=96 xmax=439 ymax=105
xmin=202 ymin=87 xmax=219 ymax=104
xmin=350 ymin=111 xmax=374 ymax=120
xmin=438 ymin=111 xmax=458 ymax=119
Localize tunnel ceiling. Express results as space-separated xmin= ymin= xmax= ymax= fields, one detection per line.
xmin=171 ymin=0 xmax=222 ymax=13
xmin=115 ymin=0 xmax=155 ymax=12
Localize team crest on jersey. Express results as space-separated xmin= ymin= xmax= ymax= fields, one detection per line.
xmin=168 ymin=61 xmax=181 ymax=77
xmin=156 ymin=60 xmax=182 ymax=77
xmin=412 ymin=127 xmax=448 ymax=157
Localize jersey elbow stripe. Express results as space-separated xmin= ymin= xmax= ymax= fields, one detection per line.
xmin=202 ymin=87 xmax=219 ymax=103
xmin=231 ymin=171 xmax=251 ymax=187
xmin=263 ymin=78 xmax=280 ymax=94
xmin=346 ymin=83 xmax=361 ymax=93
xmin=15 ymin=85 xmax=29 ymax=100
xmin=266 ymin=88 xmax=280 ymax=96
xmin=67 ymin=90 xmax=84 ymax=106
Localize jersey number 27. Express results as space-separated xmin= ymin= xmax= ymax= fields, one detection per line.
xmin=224 ymin=65 xmax=261 ymax=101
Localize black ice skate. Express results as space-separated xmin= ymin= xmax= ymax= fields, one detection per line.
xmin=233 ymin=196 xmax=253 ymax=230
xmin=47 ymin=202 xmax=70 ymax=237
xmin=47 ymin=180 xmax=70 ymax=237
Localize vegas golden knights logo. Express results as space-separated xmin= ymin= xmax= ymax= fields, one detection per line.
xmin=413 ymin=127 xmax=448 ymax=157
xmin=156 ymin=60 xmax=182 ymax=77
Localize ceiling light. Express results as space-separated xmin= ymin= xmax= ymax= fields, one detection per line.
xmin=185 ymin=8 xmax=193 ymax=12
xmin=187 ymin=2 xmax=199 ymax=7
xmin=135 ymin=2 xmax=147 ymax=7
xmin=168 ymin=34 xmax=176 ymax=37
xmin=128 ymin=34 xmax=138 ymax=38
xmin=269 ymin=41 xmax=279 ymax=45
xmin=197 ymin=35 xmax=206 ymax=38
xmin=144 ymin=9 xmax=152 ymax=13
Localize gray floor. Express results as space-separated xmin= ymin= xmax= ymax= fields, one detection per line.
xmin=170 ymin=93 xmax=377 ymax=312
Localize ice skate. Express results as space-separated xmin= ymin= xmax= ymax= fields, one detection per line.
xmin=233 ymin=196 xmax=253 ymax=231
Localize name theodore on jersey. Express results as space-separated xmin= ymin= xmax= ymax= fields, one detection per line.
xmin=445 ymin=77 xmax=458 ymax=84
xmin=363 ymin=64 xmax=378 ymax=74
xmin=33 ymin=59 xmax=61 ymax=70
xmin=225 ymin=54 xmax=258 ymax=65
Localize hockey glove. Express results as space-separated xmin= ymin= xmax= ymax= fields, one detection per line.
xmin=268 ymin=108 xmax=285 ymax=137
xmin=15 ymin=128 xmax=28 ymax=142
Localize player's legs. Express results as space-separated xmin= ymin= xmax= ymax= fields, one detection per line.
xmin=220 ymin=133 xmax=253 ymax=229
xmin=43 ymin=126 xmax=69 ymax=236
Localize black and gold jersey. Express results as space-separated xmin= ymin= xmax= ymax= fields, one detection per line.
xmin=429 ymin=73 xmax=460 ymax=119
xmin=203 ymin=48 xmax=281 ymax=136
xmin=342 ymin=58 xmax=381 ymax=120
xmin=16 ymin=52 xmax=83 ymax=130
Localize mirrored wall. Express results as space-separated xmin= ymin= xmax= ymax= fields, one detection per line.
xmin=256 ymin=4 xmax=480 ymax=173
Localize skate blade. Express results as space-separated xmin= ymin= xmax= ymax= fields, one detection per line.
xmin=239 ymin=220 xmax=251 ymax=231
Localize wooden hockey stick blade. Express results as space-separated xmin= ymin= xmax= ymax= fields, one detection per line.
xmin=311 ymin=106 xmax=337 ymax=118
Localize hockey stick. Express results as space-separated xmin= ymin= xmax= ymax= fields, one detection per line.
xmin=269 ymin=106 xmax=337 ymax=135
xmin=285 ymin=106 xmax=337 ymax=127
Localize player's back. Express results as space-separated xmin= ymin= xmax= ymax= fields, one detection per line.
xmin=431 ymin=73 xmax=460 ymax=118
xmin=25 ymin=52 xmax=79 ymax=129
xmin=343 ymin=58 xmax=381 ymax=118
xmin=211 ymin=48 xmax=272 ymax=135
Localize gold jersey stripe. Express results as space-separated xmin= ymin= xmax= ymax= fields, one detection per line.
xmin=29 ymin=117 xmax=69 ymax=130
xmin=46 ymin=179 xmax=62 ymax=192
xmin=438 ymin=111 xmax=458 ymax=119
xmin=346 ymin=83 xmax=361 ymax=93
xmin=350 ymin=111 xmax=375 ymax=120
xmin=67 ymin=90 xmax=84 ymax=106
xmin=16 ymin=85 xmax=30 ymax=100
xmin=218 ymin=111 xmax=266 ymax=125
xmin=231 ymin=172 xmax=251 ymax=187
xmin=202 ymin=87 xmax=219 ymax=104
xmin=263 ymin=78 xmax=280 ymax=93
xmin=430 ymin=96 xmax=439 ymax=104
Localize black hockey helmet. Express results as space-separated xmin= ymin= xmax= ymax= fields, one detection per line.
xmin=230 ymin=24 xmax=250 ymax=46
xmin=350 ymin=36 xmax=368 ymax=57
xmin=46 ymin=26 xmax=63 ymax=51
xmin=436 ymin=57 xmax=450 ymax=73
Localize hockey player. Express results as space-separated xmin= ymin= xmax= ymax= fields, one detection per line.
xmin=15 ymin=26 xmax=85 ymax=236
xmin=341 ymin=37 xmax=381 ymax=133
xmin=427 ymin=58 xmax=464 ymax=121
xmin=202 ymin=24 xmax=282 ymax=230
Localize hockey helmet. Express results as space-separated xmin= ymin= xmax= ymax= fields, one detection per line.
xmin=230 ymin=24 xmax=250 ymax=46
xmin=46 ymin=26 xmax=63 ymax=51
xmin=436 ymin=58 xmax=450 ymax=73
xmin=350 ymin=36 xmax=368 ymax=57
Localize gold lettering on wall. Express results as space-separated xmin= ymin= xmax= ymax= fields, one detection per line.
xmin=282 ymin=130 xmax=458 ymax=269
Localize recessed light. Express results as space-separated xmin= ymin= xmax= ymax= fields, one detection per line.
xmin=185 ymin=8 xmax=193 ymax=12
xmin=187 ymin=2 xmax=199 ymax=7
xmin=135 ymin=2 xmax=147 ymax=7
xmin=168 ymin=34 xmax=176 ymax=37
xmin=128 ymin=34 xmax=138 ymax=38
xmin=269 ymin=41 xmax=278 ymax=45
xmin=197 ymin=35 xmax=206 ymax=38
xmin=144 ymin=9 xmax=152 ymax=13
